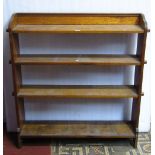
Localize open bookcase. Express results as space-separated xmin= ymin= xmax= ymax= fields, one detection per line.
xmin=8 ymin=13 xmax=149 ymax=148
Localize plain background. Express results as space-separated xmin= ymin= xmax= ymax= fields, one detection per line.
xmin=3 ymin=0 xmax=151 ymax=132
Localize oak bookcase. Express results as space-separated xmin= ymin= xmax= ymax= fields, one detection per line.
xmin=8 ymin=13 xmax=149 ymax=148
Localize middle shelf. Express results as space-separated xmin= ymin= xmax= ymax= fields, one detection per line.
xmin=17 ymin=85 xmax=138 ymax=98
xmin=14 ymin=54 xmax=141 ymax=66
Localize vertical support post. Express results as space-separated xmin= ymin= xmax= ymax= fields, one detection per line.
xmin=131 ymin=31 xmax=147 ymax=148
xmin=9 ymin=33 xmax=24 ymax=148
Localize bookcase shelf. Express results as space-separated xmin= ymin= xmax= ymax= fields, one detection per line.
xmin=15 ymin=54 xmax=141 ymax=66
xmin=8 ymin=13 xmax=148 ymax=148
xmin=12 ymin=24 xmax=144 ymax=33
xmin=17 ymin=85 xmax=138 ymax=99
xmin=20 ymin=121 xmax=135 ymax=138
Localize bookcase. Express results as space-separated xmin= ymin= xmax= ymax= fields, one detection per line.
xmin=8 ymin=13 xmax=149 ymax=148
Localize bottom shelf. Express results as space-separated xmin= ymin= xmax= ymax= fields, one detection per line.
xmin=20 ymin=121 xmax=135 ymax=138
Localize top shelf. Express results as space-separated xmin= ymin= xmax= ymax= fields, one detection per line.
xmin=12 ymin=24 xmax=144 ymax=34
xmin=8 ymin=13 xmax=148 ymax=34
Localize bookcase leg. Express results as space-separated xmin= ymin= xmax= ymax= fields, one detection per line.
xmin=130 ymin=137 xmax=138 ymax=148
xmin=17 ymin=134 xmax=22 ymax=148
xmin=133 ymin=138 xmax=138 ymax=148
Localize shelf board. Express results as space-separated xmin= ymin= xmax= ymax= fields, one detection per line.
xmin=15 ymin=54 xmax=141 ymax=66
xmin=12 ymin=24 xmax=144 ymax=33
xmin=17 ymin=85 xmax=138 ymax=98
xmin=20 ymin=121 xmax=135 ymax=138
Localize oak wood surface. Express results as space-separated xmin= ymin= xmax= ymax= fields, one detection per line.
xmin=9 ymin=33 xmax=25 ymax=130
xmin=10 ymin=13 xmax=140 ymax=25
xmin=12 ymin=24 xmax=144 ymax=33
xmin=15 ymin=54 xmax=141 ymax=65
xmin=8 ymin=13 xmax=149 ymax=148
xmin=17 ymin=85 xmax=138 ymax=98
xmin=20 ymin=121 xmax=135 ymax=138
xmin=131 ymin=30 xmax=148 ymax=147
xmin=8 ymin=13 xmax=148 ymax=34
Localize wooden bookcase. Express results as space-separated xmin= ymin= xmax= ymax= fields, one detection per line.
xmin=8 ymin=13 xmax=149 ymax=148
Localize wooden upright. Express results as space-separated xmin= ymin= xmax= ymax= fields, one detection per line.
xmin=8 ymin=13 xmax=149 ymax=148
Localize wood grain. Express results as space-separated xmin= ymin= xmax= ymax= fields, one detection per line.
xmin=8 ymin=13 xmax=148 ymax=34
xmin=131 ymin=29 xmax=148 ymax=147
xmin=8 ymin=13 xmax=149 ymax=148
xmin=12 ymin=24 xmax=144 ymax=33
xmin=20 ymin=121 xmax=135 ymax=138
xmin=15 ymin=54 xmax=141 ymax=65
xmin=14 ymin=13 xmax=140 ymax=25
xmin=17 ymin=85 xmax=138 ymax=98
xmin=9 ymin=33 xmax=25 ymax=131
